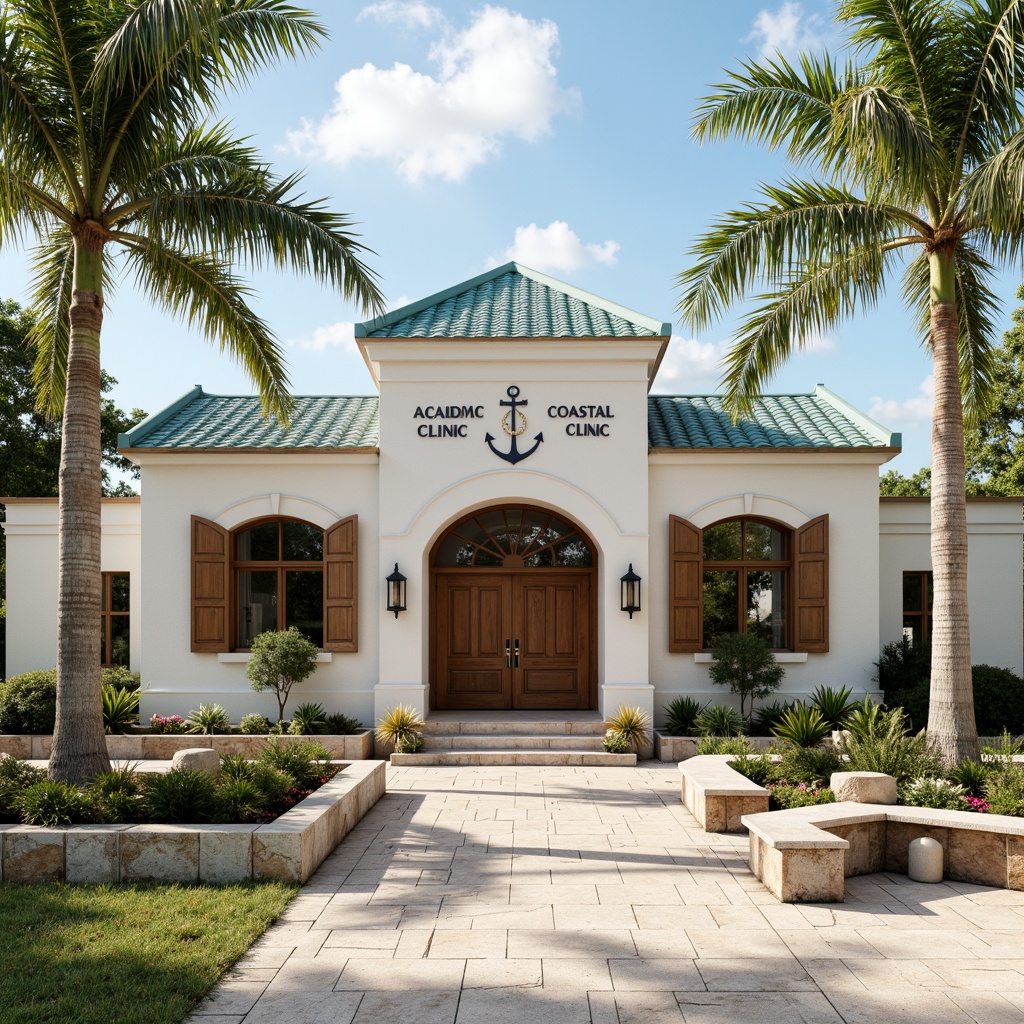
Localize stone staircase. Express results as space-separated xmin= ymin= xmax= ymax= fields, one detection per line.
xmin=388 ymin=711 xmax=640 ymax=766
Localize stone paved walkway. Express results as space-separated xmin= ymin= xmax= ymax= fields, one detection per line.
xmin=189 ymin=763 xmax=1024 ymax=1024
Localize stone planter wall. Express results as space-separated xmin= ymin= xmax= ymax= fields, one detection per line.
xmin=0 ymin=759 xmax=386 ymax=885
xmin=0 ymin=731 xmax=373 ymax=761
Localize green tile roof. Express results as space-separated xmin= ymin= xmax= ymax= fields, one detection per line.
xmin=648 ymin=387 xmax=901 ymax=450
xmin=355 ymin=263 xmax=672 ymax=339
xmin=119 ymin=388 xmax=379 ymax=450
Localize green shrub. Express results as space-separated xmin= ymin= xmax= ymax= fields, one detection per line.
xmin=101 ymin=666 xmax=140 ymax=691
xmin=21 ymin=780 xmax=96 ymax=826
xmin=604 ymin=705 xmax=651 ymax=752
xmin=287 ymin=702 xmax=327 ymax=736
xmin=239 ymin=713 xmax=272 ymax=735
xmin=142 ymin=768 xmax=218 ymax=823
xmin=841 ymin=707 xmax=942 ymax=783
xmin=948 ymin=759 xmax=991 ymax=797
xmin=902 ymin=777 xmax=969 ymax=811
xmin=708 ymin=632 xmax=784 ymax=717
xmin=695 ymin=704 xmax=746 ymax=737
xmin=751 ymin=700 xmax=793 ymax=735
xmin=376 ymin=704 xmax=424 ymax=753
xmin=256 ymin=738 xmax=330 ymax=789
xmin=984 ymin=762 xmax=1024 ymax=817
xmin=662 ymin=696 xmax=707 ymax=736
xmin=325 ymin=712 xmax=364 ymax=735
xmin=982 ymin=730 xmax=1024 ymax=756
xmin=770 ymin=704 xmax=830 ymax=748
xmin=845 ymin=696 xmax=885 ymax=741
xmin=696 ymin=735 xmax=755 ymax=756
xmin=972 ymin=665 xmax=1024 ymax=735
xmin=0 ymin=756 xmax=46 ymax=819
xmin=186 ymin=703 xmax=230 ymax=735
xmin=102 ymin=684 xmax=140 ymax=733
xmin=219 ymin=753 xmax=252 ymax=784
xmin=778 ymin=745 xmax=842 ymax=786
xmin=602 ymin=730 xmax=631 ymax=753
xmin=876 ymin=638 xmax=930 ymax=730
xmin=769 ymin=783 xmax=835 ymax=810
xmin=727 ymin=750 xmax=777 ymax=786
xmin=246 ymin=627 xmax=320 ymax=726
xmin=89 ymin=764 xmax=143 ymax=823
xmin=0 ymin=669 xmax=57 ymax=733
xmin=218 ymin=779 xmax=267 ymax=822
xmin=250 ymin=763 xmax=292 ymax=806
xmin=809 ymin=685 xmax=856 ymax=730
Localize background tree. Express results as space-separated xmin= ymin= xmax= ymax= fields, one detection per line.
xmin=708 ymin=632 xmax=784 ymax=718
xmin=678 ymin=0 xmax=1024 ymax=763
xmin=0 ymin=0 xmax=383 ymax=781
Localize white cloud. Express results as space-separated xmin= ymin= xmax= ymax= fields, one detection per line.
xmin=797 ymin=330 xmax=837 ymax=354
xmin=494 ymin=220 xmax=619 ymax=273
xmin=289 ymin=321 xmax=357 ymax=354
xmin=289 ymin=6 xmax=576 ymax=183
xmin=650 ymin=336 xmax=731 ymax=394
xmin=746 ymin=1 xmax=829 ymax=58
xmin=357 ymin=1 xmax=441 ymax=29
xmin=869 ymin=375 xmax=934 ymax=425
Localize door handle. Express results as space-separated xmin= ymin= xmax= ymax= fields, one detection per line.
xmin=514 ymin=640 xmax=520 ymax=668
xmin=505 ymin=639 xmax=511 ymax=668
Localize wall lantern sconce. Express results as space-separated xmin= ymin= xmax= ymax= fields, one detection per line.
xmin=620 ymin=564 xmax=642 ymax=619
xmin=386 ymin=563 xmax=407 ymax=618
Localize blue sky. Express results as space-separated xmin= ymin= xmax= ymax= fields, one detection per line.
xmin=2 ymin=0 xmax=1021 ymax=475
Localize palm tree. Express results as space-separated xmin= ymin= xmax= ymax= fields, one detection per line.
xmin=678 ymin=0 xmax=1024 ymax=764
xmin=0 ymin=0 xmax=383 ymax=781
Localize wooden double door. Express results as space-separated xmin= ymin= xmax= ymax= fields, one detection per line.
xmin=432 ymin=570 xmax=595 ymax=710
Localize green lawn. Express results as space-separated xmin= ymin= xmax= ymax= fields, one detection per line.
xmin=0 ymin=881 xmax=297 ymax=1024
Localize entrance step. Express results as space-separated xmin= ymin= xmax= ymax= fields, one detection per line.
xmin=422 ymin=711 xmax=606 ymax=737
xmin=390 ymin=750 xmax=635 ymax=767
xmin=428 ymin=734 xmax=606 ymax=751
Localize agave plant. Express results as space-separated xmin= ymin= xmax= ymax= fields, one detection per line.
xmin=376 ymin=705 xmax=425 ymax=755
xmin=662 ymin=696 xmax=707 ymax=737
xmin=186 ymin=703 xmax=230 ymax=735
xmin=771 ymin=704 xmax=830 ymax=748
xmin=605 ymin=705 xmax=651 ymax=753
xmin=101 ymin=684 xmax=140 ymax=734
xmin=809 ymin=685 xmax=857 ymax=731
xmin=288 ymin=702 xmax=328 ymax=736
xmin=695 ymin=704 xmax=746 ymax=737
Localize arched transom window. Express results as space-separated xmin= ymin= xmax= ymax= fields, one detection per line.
xmin=702 ymin=517 xmax=790 ymax=648
xmin=434 ymin=506 xmax=594 ymax=568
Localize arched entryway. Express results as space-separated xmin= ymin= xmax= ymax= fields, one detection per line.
xmin=430 ymin=505 xmax=597 ymax=710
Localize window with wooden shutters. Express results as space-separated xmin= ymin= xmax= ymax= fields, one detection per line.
xmin=191 ymin=516 xmax=230 ymax=652
xmin=324 ymin=515 xmax=358 ymax=652
xmin=669 ymin=516 xmax=703 ymax=652
xmin=792 ymin=515 xmax=829 ymax=652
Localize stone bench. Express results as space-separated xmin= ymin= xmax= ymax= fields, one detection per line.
xmin=743 ymin=802 xmax=1024 ymax=902
xmin=679 ymin=755 xmax=769 ymax=833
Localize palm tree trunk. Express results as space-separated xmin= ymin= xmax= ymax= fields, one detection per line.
xmin=48 ymin=240 xmax=111 ymax=782
xmin=926 ymin=250 xmax=979 ymax=764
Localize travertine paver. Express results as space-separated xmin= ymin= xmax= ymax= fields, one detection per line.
xmin=187 ymin=763 xmax=1024 ymax=1023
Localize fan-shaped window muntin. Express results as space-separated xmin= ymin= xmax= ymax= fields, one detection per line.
xmin=434 ymin=506 xmax=594 ymax=568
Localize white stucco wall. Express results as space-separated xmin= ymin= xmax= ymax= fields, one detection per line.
xmin=879 ymin=497 xmax=1024 ymax=675
xmin=648 ymin=453 xmax=890 ymax=720
xmin=132 ymin=454 xmax=380 ymax=724
xmin=362 ymin=337 xmax=663 ymax=719
xmin=4 ymin=498 xmax=142 ymax=677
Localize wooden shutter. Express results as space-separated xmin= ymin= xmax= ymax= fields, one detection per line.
xmin=191 ymin=516 xmax=230 ymax=652
xmin=793 ymin=514 xmax=829 ymax=652
xmin=669 ymin=515 xmax=703 ymax=652
xmin=324 ymin=515 xmax=358 ymax=652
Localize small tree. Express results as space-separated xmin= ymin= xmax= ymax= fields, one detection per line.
xmin=708 ymin=632 xmax=784 ymax=719
xmin=246 ymin=628 xmax=319 ymax=727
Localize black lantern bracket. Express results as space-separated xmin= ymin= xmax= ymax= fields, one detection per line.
xmin=386 ymin=563 xmax=407 ymax=618
xmin=620 ymin=563 xmax=642 ymax=619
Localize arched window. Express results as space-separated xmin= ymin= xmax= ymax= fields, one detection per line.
xmin=433 ymin=506 xmax=594 ymax=568
xmin=190 ymin=514 xmax=357 ymax=653
xmin=702 ymin=518 xmax=790 ymax=648
xmin=235 ymin=518 xmax=325 ymax=647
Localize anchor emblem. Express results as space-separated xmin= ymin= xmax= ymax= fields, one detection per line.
xmin=484 ymin=385 xmax=544 ymax=465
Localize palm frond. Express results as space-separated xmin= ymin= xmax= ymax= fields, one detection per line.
xmin=899 ymin=249 xmax=931 ymax=345
xmin=121 ymin=236 xmax=294 ymax=423
xmin=719 ymin=242 xmax=896 ymax=414
xmin=953 ymin=242 xmax=1000 ymax=425
xmin=25 ymin=230 xmax=76 ymax=418
xmin=141 ymin=172 xmax=385 ymax=315
xmin=677 ymin=179 xmax=920 ymax=331
xmin=959 ymin=126 xmax=1024 ymax=245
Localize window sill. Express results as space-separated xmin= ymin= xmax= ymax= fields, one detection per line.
xmin=693 ymin=652 xmax=808 ymax=664
xmin=217 ymin=652 xmax=333 ymax=664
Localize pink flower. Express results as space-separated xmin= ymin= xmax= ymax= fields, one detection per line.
xmin=965 ymin=796 xmax=990 ymax=813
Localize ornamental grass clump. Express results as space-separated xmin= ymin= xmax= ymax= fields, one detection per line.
xmin=695 ymin=704 xmax=746 ymax=737
xmin=257 ymin=738 xmax=331 ymax=790
xmin=0 ymin=756 xmax=46 ymax=822
xmin=142 ymin=768 xmax=219 ymax=824
xmin=246 ymin=628 xmax=320 ymax=727
xmin=376 ymin=705 xmax=425 ymax=754
xmin=771 ymin=703 xmax=831 ymax=748
xmin=21 ymin=780 xmax=96 ymax=826
xmin=696 ymin=735 xmax=755 ymax=756
xmin=840 ymin=706 xmax=942 ymax=785
xmin=604 ymin=705 xmax=651 ymax=753
xmin=325 ymin=713 xmax=365 ymax=735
